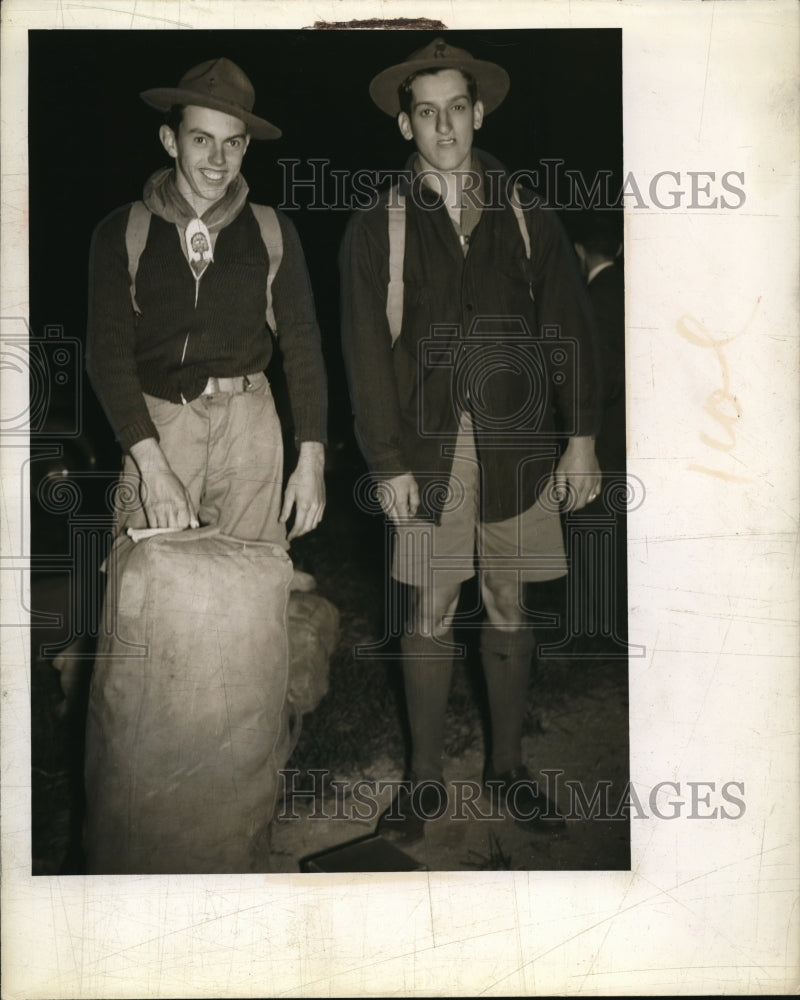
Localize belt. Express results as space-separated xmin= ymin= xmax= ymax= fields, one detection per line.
xmin=200 ymin=374 xmax=257 ymax=396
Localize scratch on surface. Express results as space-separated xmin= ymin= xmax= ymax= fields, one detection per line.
xmin=674 ymin=613 xmax=732 ymax=777
xmin=573 ymin=805 xmax=660 ymax=993
xmin=755 ymin=817 xmax=767 ymax=947
xmin=785 ymin=893 xmax=800 ymax=973
xmin=631 ymin=870 xmax=775 ymax=978
xmin=426 ymin=870 xmax=437 ymax=949
xmin=483 ymin=842 xmax=789 ymax=993
xmin=62 ymin=3 xmax=194 ymax=28
xmin=637 ymin=531 xmax=791 ymax=544
xmin=55 ymin=878 xmax=79 ymax=984
xmin=699 ymin=1 xmax=717 ymax=141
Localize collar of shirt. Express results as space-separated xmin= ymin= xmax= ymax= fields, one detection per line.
xmin=411 ymin=155 xmax=485 ymax=254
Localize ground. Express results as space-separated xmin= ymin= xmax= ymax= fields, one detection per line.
xmin=30 ymin=452 xmax=631 ymax=875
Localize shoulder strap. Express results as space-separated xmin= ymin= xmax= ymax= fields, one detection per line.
xmin=509 ymin=182 xmax=535 ymax=302
xmin=125 ymin=201 xmax=152 ymax=315
xmin=250 ymin=203 xmax=283 ymax=334
xmin=384 ymin=182 xmax=533 ymax=343
xmin=386 ymin=187 xmax=406 ymax=347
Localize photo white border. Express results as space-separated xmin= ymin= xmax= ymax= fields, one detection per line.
xmin=2 ymin=1 xmax=798 ymax=996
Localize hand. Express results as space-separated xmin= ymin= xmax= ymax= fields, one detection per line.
xmin=554 ymin=436 xmax=602 ymax=511
xmin=129 ymin=437 xmax=199 ymax=529
xmin=281 ymin=441 xmax=326 ymax=541
xmin=378 ymin=472 xmax=420 ymax=522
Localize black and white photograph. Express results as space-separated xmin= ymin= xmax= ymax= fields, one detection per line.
xmin=26 ymin=26 xmax=631 ymax=878
xmin=2 ymin=1 xmax=797 ymax=996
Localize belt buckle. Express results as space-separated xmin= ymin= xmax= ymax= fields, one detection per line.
xmin=204 ymin=375 xmax=251 ymax=395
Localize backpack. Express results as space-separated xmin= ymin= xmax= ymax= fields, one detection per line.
xmin=385 ymin=182 xmax=532 ymax=346
xmin=125 ymin=201 xmax=284 ymax=333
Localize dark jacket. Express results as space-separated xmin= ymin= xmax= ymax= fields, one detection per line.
xmin=87 ymin=202 xmax=327 ymax=453
xmin=339 ymin=153 xmax=601 ymax=523
xmin=587 ymin=262 xmax=626 ymax=475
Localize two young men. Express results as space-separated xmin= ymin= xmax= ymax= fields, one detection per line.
xmin=89 ymin=39 xmax=602 ymax=844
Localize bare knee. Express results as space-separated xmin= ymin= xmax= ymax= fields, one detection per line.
xmin=481 ymin=574 xmax=523 ymax=629
xmin=410 ymin=584 xmax=461 ymax=638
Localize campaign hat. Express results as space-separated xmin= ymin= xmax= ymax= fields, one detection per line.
xmin=141 ymin=57 xmax=281 ymax=140
xmin=369 ymin=37 xmax=510 ymax=117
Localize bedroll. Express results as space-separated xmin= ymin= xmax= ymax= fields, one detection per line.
xmin=83 ymin=527 xmax=297 ymax=874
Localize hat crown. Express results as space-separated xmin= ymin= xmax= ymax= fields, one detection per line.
xmin=140 ymin=57 xmax=281 ymax=139
xmin=177 ymin=57 xmax=256 ymax=114
xmin=407 ymin=37 xmax=474 ymax=66
xmin=368 ymin=36 xmax=510 ymax=117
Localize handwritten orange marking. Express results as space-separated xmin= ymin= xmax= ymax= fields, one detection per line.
xmin=677 ymin=299 xmax=760 ymax=483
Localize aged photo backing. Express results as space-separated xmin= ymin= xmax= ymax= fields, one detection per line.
xmin=1 ymin=0 xmax=798 ymax=997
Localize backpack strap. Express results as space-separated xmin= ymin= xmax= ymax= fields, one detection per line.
xmin=125 ymin=201 xmax=285 ymax=329
xmin=249 ymin=203 xmax=283 ymax=334
xmin=386 ymin=187 xmax=406 ymax=347
xmin=509 ymin=182 xmax=535 ymax=302
xmin=125 ymin=201 xmax=152 ymax=316
xmin=383 ymin=181 xmax=533 ymax=344
xmin=509 ymin=182 xmax=531 ymax=260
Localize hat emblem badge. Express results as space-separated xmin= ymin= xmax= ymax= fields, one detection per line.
xmin=434 ymin=42 xmax=447 ymax=58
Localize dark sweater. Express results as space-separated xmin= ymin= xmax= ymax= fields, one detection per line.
xmin=339 ymin=156 xmax=601 ymax=523
xmin=87 ymin=202 xmax=327 ymax=453
xmin=588 ymin=262 xmax=626 ymax=476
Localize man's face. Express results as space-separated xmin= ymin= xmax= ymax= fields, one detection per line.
xmin=397 ymin=69 xmax=484 ymax=174
xmin=159 ymin=105 xmax=250 ymax=214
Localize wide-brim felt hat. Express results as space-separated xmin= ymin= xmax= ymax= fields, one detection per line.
xmin=369 ymin=37 xmax=510 ymax=117
xmin=141 ymin=57 xmax=281 ymax=140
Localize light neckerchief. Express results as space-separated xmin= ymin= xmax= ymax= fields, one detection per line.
xmin=142 ymin=167 xmax=249 ymax=281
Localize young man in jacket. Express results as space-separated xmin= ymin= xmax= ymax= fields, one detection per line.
xmin=340 ymin=38 xmax=602 ymax=837
xmin=87 ymin=57 xmax=327 ymax=546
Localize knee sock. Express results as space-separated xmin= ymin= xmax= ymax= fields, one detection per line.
xmin=481 ymin=625 xmax=535 ymax=775
xmin=400 ymin=630 xmax=455 ymax=781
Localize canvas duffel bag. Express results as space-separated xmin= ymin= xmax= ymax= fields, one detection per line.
xmin=84 ymin=526 xmax=294 ymax=874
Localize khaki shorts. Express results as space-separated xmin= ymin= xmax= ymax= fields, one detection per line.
xmin=392 ymin=412 xmax=567 ymax=591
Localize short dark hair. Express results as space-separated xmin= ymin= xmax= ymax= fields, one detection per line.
xmin=164 ymin=104 xmax=185 ymax=134
xmin=397 ymin=67 xmax=478 ymax=115
xmin=163 ymin=103 xmax=251 ymax=137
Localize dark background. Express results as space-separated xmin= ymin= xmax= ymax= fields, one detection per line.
xmin=28 ymin=28 xmax=627 ymax=874
xmin=29 ymin=27 xmax=622 ymax=457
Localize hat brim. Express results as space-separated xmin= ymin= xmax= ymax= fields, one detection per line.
xmin=140 ymin=87 xmax=282 ymax=140
xmin=369 ymin=57 xmax=510 ymax=117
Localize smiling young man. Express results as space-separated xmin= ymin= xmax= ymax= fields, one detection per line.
xmin=82 ymin=57 xmax=328 ymax=875
xmin=340 ymin=38 xmax=602 ymax=838
xmin=87 ymin=58 xmax=327 ymax=545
